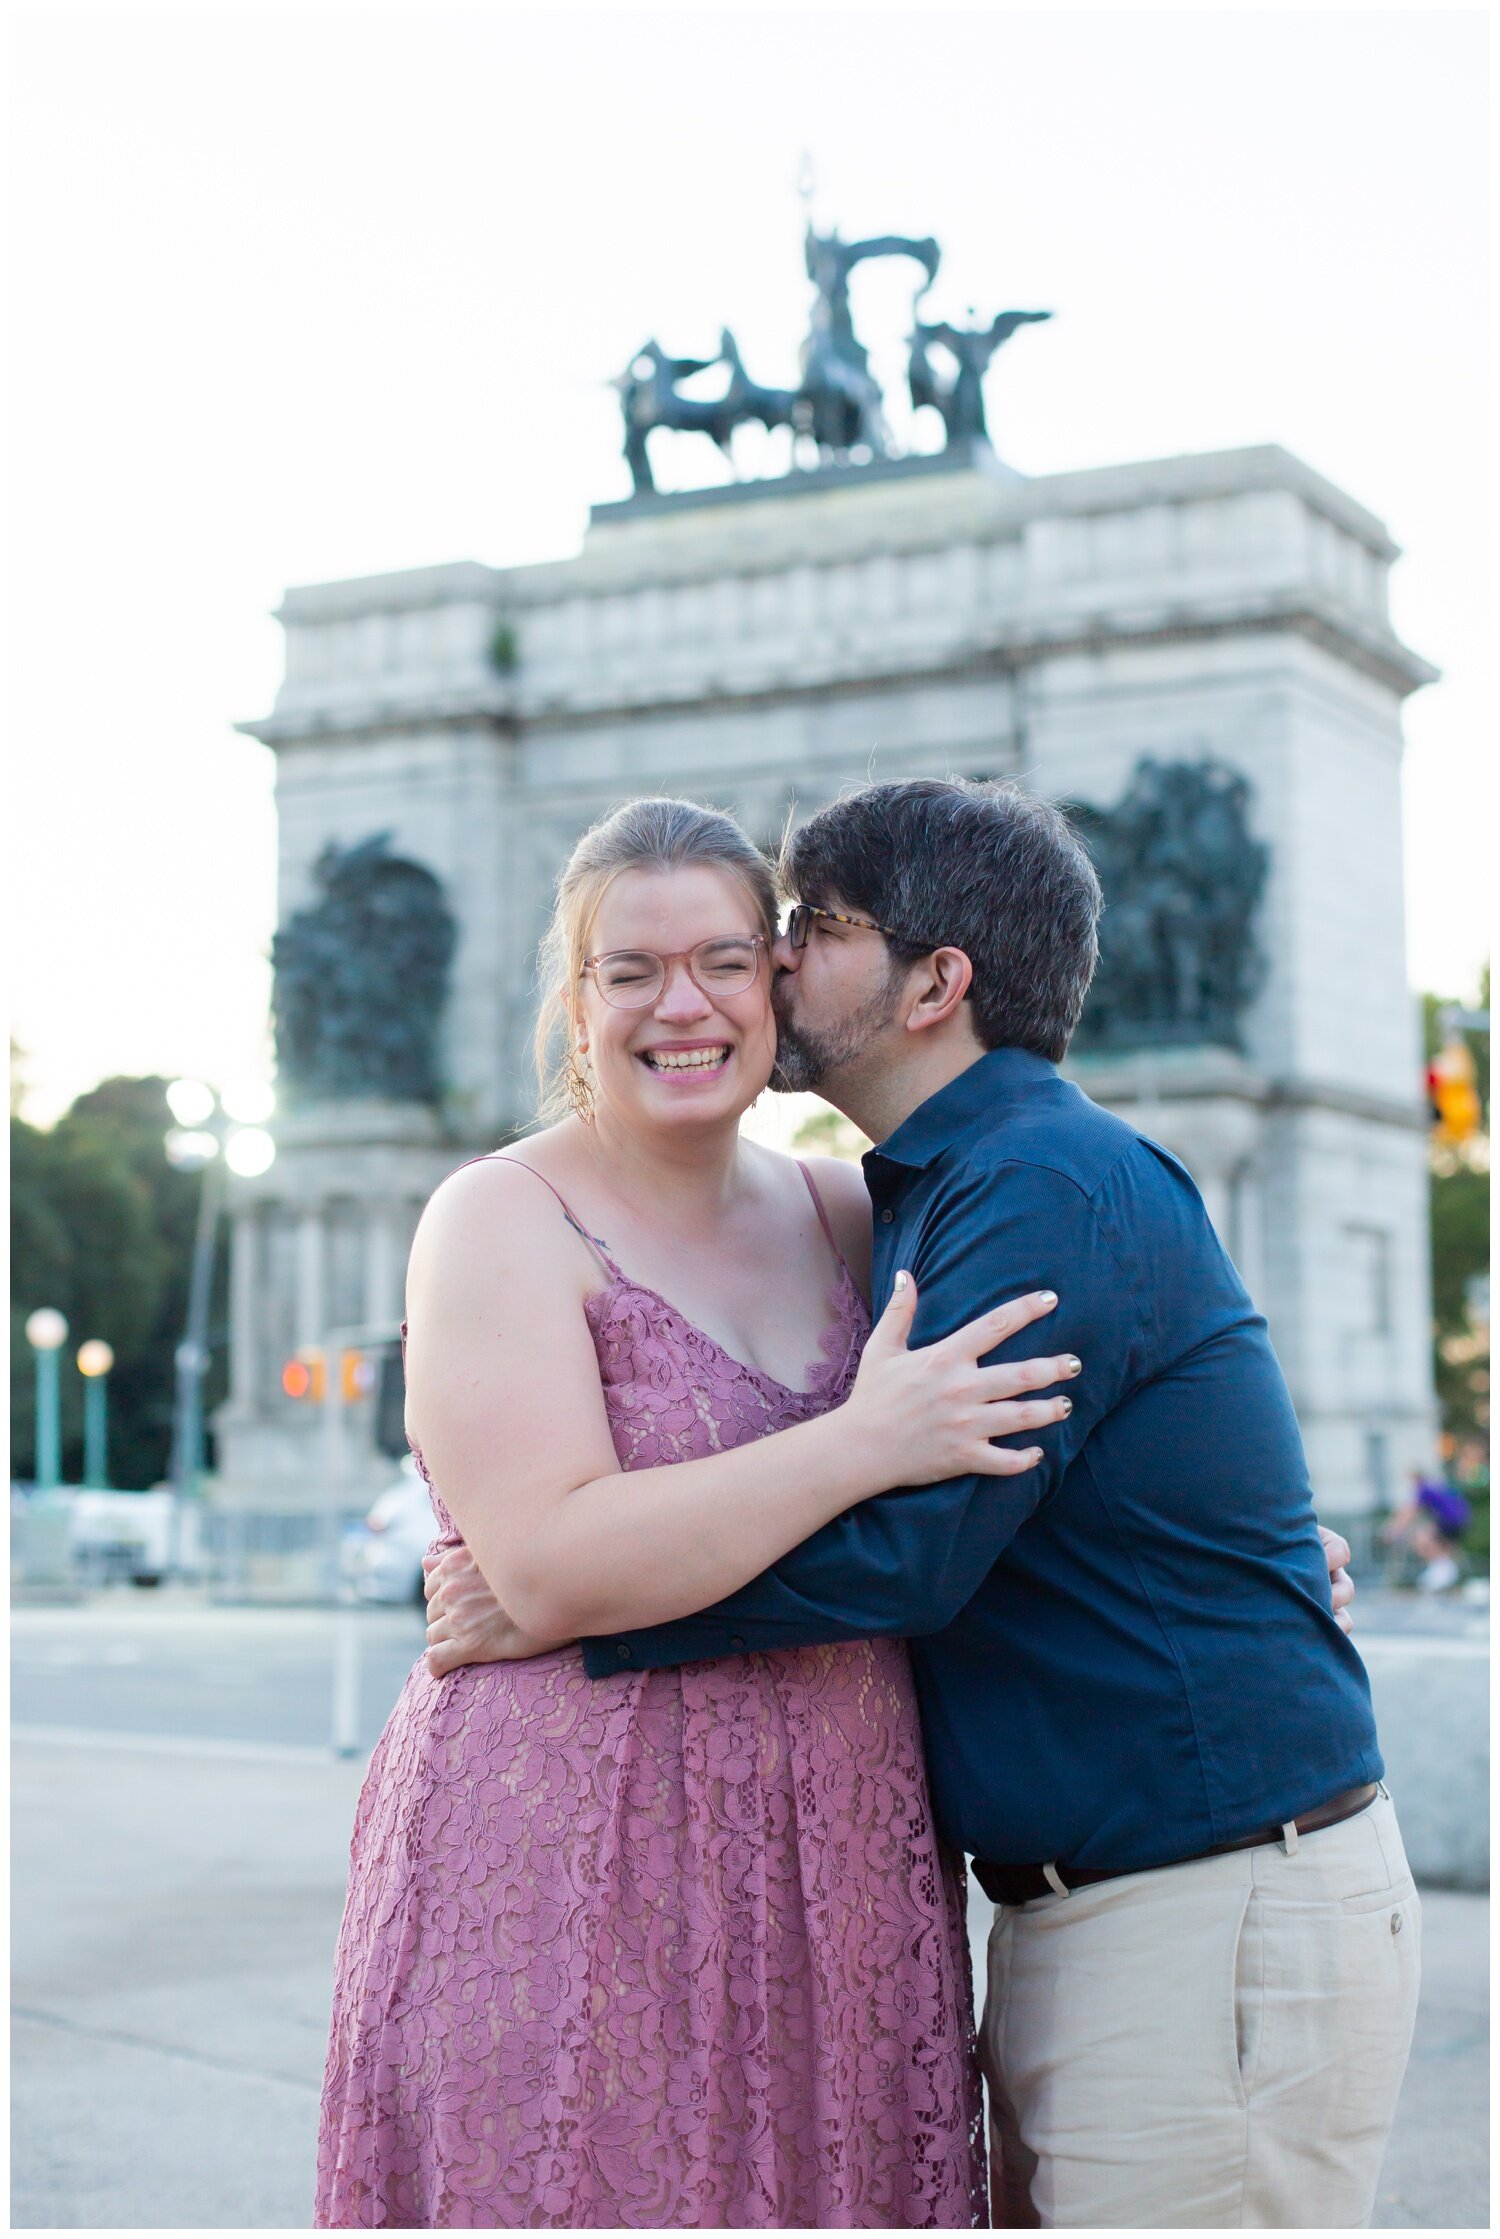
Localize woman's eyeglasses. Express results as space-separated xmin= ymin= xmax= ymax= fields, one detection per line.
xmin=580 ymin=935 xmax=768 ymax=1010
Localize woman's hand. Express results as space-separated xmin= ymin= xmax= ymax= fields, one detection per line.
xmin=422 ymin=1544 xmax=570 ymax=1677
xmin=844 ymin=1275 xmax=1077 ymax=1492
xmin=1318 ymin=1524 xmax=1356 ymax=1635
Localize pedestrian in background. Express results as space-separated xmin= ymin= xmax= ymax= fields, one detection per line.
xmin=1382 ymin=1470 xmax=1473 ymax=1592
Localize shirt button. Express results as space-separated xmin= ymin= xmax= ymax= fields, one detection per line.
xmin=615 ymin=1644 xmax=632 ymax=1662
xmin=730 ymin=1635 xmax=746 ymax=1651
xmin=880 ymin=1208 xmax=895 ymax=1224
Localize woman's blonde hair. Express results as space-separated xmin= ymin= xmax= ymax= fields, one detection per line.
xmin=532 ymin=797 xmax=779 ymax=1120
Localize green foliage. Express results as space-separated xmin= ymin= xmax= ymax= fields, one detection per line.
xmin=1430 ymin=1163 xmax=1489 ymax=1335
xmin=790 ymin=1104 xmax=872 ymax=1163
xmin=488 ymin=620 xmax=519 ymax=676
xmin=1422 ymin=962 xmax=1490 ymax=1119
xmin=10 ymin=1077 xmax=229 ymax=1488
xmin=1461 ymin=1481 xmax=1489 ymax=1567
xmin=1422 ymin=966 xmax=1490 ymax=1457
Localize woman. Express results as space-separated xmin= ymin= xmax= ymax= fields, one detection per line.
xmin=315 ymin=799 xmax=1076 ymax=2230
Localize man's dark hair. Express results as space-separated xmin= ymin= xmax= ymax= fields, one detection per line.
xmin=781 ymin=778 xmax=1102 ymax=1063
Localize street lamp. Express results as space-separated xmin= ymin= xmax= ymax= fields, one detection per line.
xmin=164 ymin=1079 xmax=276 ymax=1527
xmin=24 ymin=1308 xmax=68 ymax=1490
xmin=77 ymin=1339 xmax=115 ymax=1489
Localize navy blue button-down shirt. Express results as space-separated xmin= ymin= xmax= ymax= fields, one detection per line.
xmin=582 ymin=1048 xmax=1381 ymax=1870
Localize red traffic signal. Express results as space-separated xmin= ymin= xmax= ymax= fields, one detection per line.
xmin=282 ymin=1350 xmax=326 ymax=1401
xmin=1429 ymin=1041 xmax=1482 ymax=1145
xmin=281 ymin=1349 xmax=376 ymax=1401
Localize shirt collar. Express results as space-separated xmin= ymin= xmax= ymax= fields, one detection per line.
xmin=865 ymin=1046 xmax=1059 ymax=1173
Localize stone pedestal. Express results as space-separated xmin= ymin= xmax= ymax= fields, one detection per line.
xmin=1065 ymin=1049 xmax=1433 ymax=1521
xmin=214 ymin=1103 xmax=465 ymax=1510
xmin=230 ymin=444 xmax=1439 ymax=1520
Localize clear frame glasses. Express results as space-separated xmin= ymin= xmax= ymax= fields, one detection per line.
xmin=580 ymin=934 xmax=769 ymax=1010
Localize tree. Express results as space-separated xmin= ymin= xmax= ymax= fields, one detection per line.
xmin=790 ymin=1104 xmax=871 ymax=1163
xmin=1420 ymin=967 xmax=1489 ymax=1481
xmin=9 ymin=1077 xmax=228 ymax=1488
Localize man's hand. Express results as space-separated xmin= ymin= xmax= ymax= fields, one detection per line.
xmin=1318 ymin=1524 xmax=1356 ymax=1635
xmin=422 ymin=1543 xmax=570 ymax=1678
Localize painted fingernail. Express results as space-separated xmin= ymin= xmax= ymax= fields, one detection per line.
xmin=1025 ymin=1447 xmax=1044 ymax=1463
xmin=893 ymin=1270 xmax=910 ymax=1294
xmin=1038 ymin=1290 xmax=1058 ymax=1306
xmin=1065 ymin=1356 xmax=1082 ymax=1375
xmin=1058 ymin=1397 xmax=1073 ymax=1416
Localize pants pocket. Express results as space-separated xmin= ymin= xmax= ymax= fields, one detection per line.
xmin=1234 ymin=1888 xmax=1422 ymax=2227
xmin=1231 ymin=1885 xmax=1264 ymax=2106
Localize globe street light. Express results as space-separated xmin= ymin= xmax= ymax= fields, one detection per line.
xmin=224 ymin=1126 xmax=276 ymax=1178
xmin=164 ymin=1080 xmax=276 ymax=1530
xmin=25 ymin=1308 xmax=69 ymax=1490
xmin=221 ymin=1080 xmax=276 ymax=1125
xmin=77 ymin=1339 xmax=115 ymax=1489
xmin=165 ymin=1078 xmax=216 ymax=1128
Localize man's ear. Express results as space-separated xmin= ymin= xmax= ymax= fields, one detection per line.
xmin=903 ymin=946 xmax=973 ymax=1035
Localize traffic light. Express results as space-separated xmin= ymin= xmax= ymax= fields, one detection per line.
xmin=374 ymin=1340 xmax=408 ymax=1459
xmin=340 ymin=1348 xmax=375 ymax=1403
xmin=282 ymin=1349 xmax=326 ymax=1402
xmin=281 ymin=1348 xmax=379 ymax=1402
xmin=1429 ymin=1040 xmax=1482 ymax=1145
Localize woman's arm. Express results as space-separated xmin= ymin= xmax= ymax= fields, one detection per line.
xmin=404 ymin=1160 xmax=1071 ymax=1643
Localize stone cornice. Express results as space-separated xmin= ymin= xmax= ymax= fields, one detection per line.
xmin=266 ymin=447 xmax=1400 ymax=626
xmin=1067 ymin=1049 xmax=1429 ymax=1133
xmin=237 ymin=586 xmax=1437 ymax=749
xmin=276 ymin=559 xmax=504 ymax=625
xmin=236 ymin=691 xmax=518 ymax=748
xmin=965 ymin=590 xmax=1439 ymax=700
xmin=568 ymin=444 xmax=1403 ymax=584
xmin=998 ymin=444 xmax=1399 ymax=558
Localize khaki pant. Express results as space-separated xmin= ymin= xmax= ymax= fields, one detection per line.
xmin=979 ymin=1791 xmax=1421 ymax=2228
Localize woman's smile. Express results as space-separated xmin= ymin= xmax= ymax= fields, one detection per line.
xmin=637 ymin=1040 xmax=733 ymax=1079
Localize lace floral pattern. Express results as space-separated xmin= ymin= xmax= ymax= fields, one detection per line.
xmin=315 ymin=1262 xmax=986 ymax=2229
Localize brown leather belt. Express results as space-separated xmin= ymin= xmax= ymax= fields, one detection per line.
xmin=973 ymin=1782 xmax=1381 ymax=1907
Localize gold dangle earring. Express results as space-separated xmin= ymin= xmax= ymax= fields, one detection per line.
xmin=565 ymin=1039 xmax=595 ymax=1125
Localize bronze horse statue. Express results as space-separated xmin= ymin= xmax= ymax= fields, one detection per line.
xmin=616 ymin=329 xmax=812 ymax=494
xmin=908 ymin=308 xmax=1052 ymax=447
xmin=799 ymin=223 xmax=940 ymax=457
xmin=614 ymin=341 xmax=741 ymax=495
xmin=611 ymin=219 xmax=1051 ymax=490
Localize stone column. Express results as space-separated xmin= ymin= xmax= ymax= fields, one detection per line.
xmin=296 ymin=1209 xmax=326 ymax=1352
xmin=1190 ymin=1167 xmax=1232 ymax=1247
xmin=1146 ymin=1097 xmax=1265 ymax=1277
xmin=363 ymin=1205 xmax=403 ymax=1330
xmin=228 ymin=1210 xmax=259 ymax=1406
xmin=1229 ymin=1163 xmax=1267 ymax=1306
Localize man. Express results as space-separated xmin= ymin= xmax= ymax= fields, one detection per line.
xmin=426 ymin=778 xmax=1419 ymax=2228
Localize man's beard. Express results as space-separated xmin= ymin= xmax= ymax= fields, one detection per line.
xmin=770 ymin=973 xmax=903 ymax=1095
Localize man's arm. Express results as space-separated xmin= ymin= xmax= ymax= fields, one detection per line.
xmin=580 ymin=1163 xmax=1146 ymax=1676
xmin=426 ymin=1510 xmax=1356 ymax=1675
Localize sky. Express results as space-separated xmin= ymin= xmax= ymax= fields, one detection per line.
xmin=7 ymin=3 xmax=1491 ymax=1126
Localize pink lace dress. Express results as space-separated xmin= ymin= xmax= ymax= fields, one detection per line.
xmin=315 ymin=1163 xmax=985 ymax=2230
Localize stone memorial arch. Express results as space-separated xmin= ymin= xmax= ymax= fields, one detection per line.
xmin=221 ymin=217 xmax=1438 ymax=1535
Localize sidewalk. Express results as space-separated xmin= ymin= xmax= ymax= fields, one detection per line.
xmin=13 ymin=1736 xmax=366 ymax=2227
xmin=12 ymin=1731 xmax=1488 ymax=2229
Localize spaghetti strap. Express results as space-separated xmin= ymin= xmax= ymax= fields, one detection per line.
xmin=483 ymin=1155 xmax=622 ymax=1281
xmin=796 ymin=1160 xmax=855 ymax=1286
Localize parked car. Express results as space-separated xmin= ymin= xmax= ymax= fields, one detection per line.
xmin=12 ymin=1486 xmax=201 ymax=1589
xmin=341 ymin=1458 xmax=436 ymax=1606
